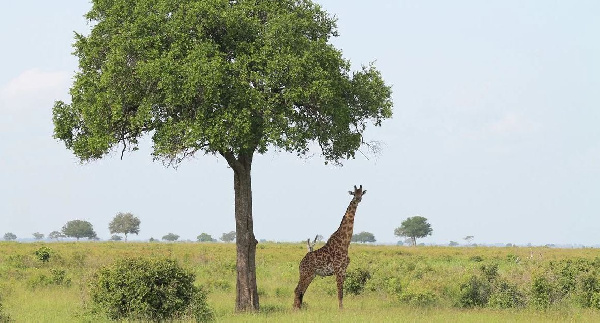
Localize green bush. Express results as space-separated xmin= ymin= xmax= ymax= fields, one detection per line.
xmin=577 ymin=274 xmax=600 ymax=308
xmin=457 ymin=275 xmax=491 ymax=308
xmin=344 ymin=268 xmax=372 ymax=295
xmin=488 ymin=280 xmax=525 ymax=309
xmin=480 ymin=263 xmax=499 ymax=282
xmin=90 ymin=257 xmax=213 ymax=322
xmin=530 ymin=275 xmax=555 ymax=309
xmin=34 ymin=247 xmax=52 ymax=263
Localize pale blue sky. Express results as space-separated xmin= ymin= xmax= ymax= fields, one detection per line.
xmin=1 ymin=1 xmax=599 ymax=245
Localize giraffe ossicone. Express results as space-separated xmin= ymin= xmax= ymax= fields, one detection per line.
xmin=293 ymin=185 xmax=366 ymax=310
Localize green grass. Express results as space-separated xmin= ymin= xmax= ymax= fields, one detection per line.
xmin=2 ymin=242 xmax=600 ymax=322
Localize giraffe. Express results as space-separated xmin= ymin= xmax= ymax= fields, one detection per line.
xmin=293 ymin=185 xmax=367 ymax=310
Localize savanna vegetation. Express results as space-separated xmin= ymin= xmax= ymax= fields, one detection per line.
xmin=2 ymin=242 xmax=600 ymax=322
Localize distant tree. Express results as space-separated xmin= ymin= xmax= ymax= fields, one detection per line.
xmin=162 ymin=233 xmax=180 ymax=242
xmin=221 ymin=231 xmax=237 ymax=243
xmin=48 ymin=231 xmax=65 ymax=241
xmin=351 ymin=231 xmax=376 ymax=243
xmin=3 ymin=232 xmax=17 ymax=241
xmin=396 ymin=240 xmax=404 ymax=246
xmin=33 ymin=232 xmax=45 ymax=240
xmin=394 ymin=216 xmax=432 ymax=246
xmin=62 ymin=220 xmax=97 ymax=241
xmin=110 ymin=235 xmax=123 ymax=241
xmin=449 ymin=241 xmax=459 ymax=247
xmin=197 ymin=233 xmax=216 ymax=242
xmin=464 ymin=236 xmax=474 ymax=245
xmin=149 ymin=237 xmax=156 ymax=242
xmin=108 ymin=212 xmax=141 ymax=241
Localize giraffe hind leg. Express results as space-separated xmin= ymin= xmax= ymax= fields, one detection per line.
xmin=293 ymin=271 xmax=315 ymax=309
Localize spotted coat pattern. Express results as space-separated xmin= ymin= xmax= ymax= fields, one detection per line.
xmin=293 ymin=185 xmax=366 ymax=309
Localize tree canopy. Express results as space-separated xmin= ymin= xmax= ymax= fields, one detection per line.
xmin=108 ymin=212 xmax=141 ymax=241
xmin=197 ymin=233 xmax=216 ymax=242
xmin=3 ymin=232 xmax=17 ymax=241
xmin=351 ymin=231 xmax=376 ymax=243
xmin=49 ymin=231 xmax=65 ymax=241
xmin=394 ymin=216 xmax=432 ymax=246
xmin=110 ymin=235 xmax=123 ymax=241
xmin=52 ymin=0 xmax=393 ymax=311
xmin=221 ymin=231 xmax=236 ymax=242
xmin=52 ymin=0 xmax=392 ymax=165
xmin=33 ymin=232 xmax=45 ymax=240
xmin=162 ymin=233 xmax=180 ymax=242
xmin=62 ymin=220 xmax=97 ymax=241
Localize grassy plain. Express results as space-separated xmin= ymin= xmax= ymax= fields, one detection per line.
xmin=1 ymin=242 xmax=600 ymax=322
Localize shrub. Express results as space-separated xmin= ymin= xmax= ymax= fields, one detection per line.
xmin=530 ymin=275 xmax=555 ymax=309
xmin=344 ymin=268 xmax=372 ymax=295
xmin=34 ymin=246 xmax=52 ymax=263
xmin=90 ymin=257 xmax=213 ymax=322
xmin=457 ymin=275 xmax=491 ymax=308
xmin=577 ymin=274 xmax=600 ymax=308
xmin=488 ymin=280 xmax=525 ymax=309
xmin=480 ymin=263 xmax=499 ymax=282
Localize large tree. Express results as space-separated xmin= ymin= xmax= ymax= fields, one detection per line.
xmin=394 ymin=216 xmax=432 ymax=246
xmin=52 ymin=0 xmax=392 ymax=311
xmin=62 ymin=220 xmax=97 ymax=241
xmin=108 ymin=212 xmax=141 ymax=241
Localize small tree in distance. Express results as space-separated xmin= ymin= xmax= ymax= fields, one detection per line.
xmin=33 ymin=232 xmax=45 ymax=240
xmin=162 ymin=233 xmax=180 ymax=242
xmin=394 ymin=216 xmax=432 ymax=246
xmin=197 ymin=233 xmax=216 ymax=242
xmin=351 ymin=231 xmax=376 ymax=243
xmin=221 ymin=231 xmax=236 ymax=243
xmin=49 ymin=231 xmax=65 ymax=241
xmin=464 ymin=236 xmax=474 ymax=246
xmin=3 ymin=232 xmax=17 ymax=241
xmin=110 ymin=235 xmax=123 ymax=241
xmin=62 ymin=220 xmax=97 ymax=241
xmin=109 ymin=212 xmax=141 ymax=241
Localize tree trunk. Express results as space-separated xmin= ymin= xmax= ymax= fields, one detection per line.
xmin=225 ymin=152 xmax=259 ymax=312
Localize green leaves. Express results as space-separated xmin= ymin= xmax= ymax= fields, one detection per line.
xmin=108 ymin=212 xmax=141 ymax=240
xmin=62 ymin=220 xmax=97 ymax=240
xmin=90 ymin=257 xmax=213 ymax=321
xmin=394 ymin=216 xmax=433 ymax=246
xmin=53 ymin=0 xmax=393 ymax=165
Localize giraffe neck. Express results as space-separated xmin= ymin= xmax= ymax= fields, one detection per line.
xmin=335 ymin=198 xmax=360 ymax=246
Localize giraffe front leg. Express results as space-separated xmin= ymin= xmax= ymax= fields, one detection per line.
xmin=335 ymin=271 xmax=345 ymax=309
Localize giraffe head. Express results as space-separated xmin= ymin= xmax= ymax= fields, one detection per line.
xmin=348 ymin=185 xmax=367 ymax=202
